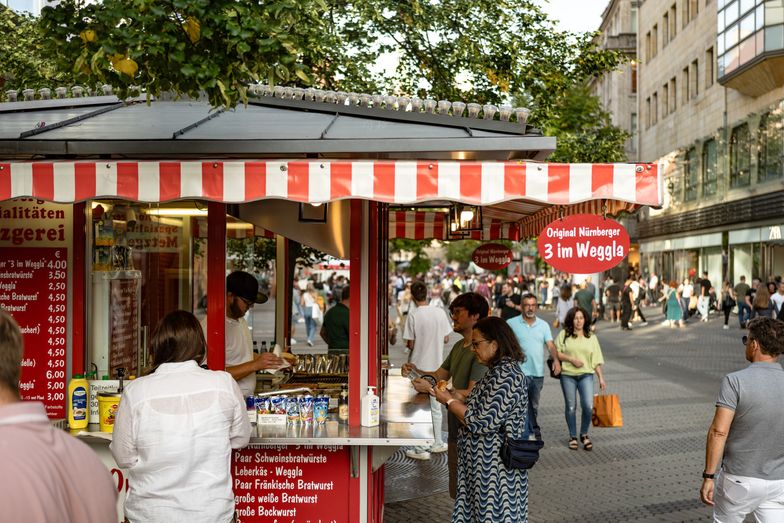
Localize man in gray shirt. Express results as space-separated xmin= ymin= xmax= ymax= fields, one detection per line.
xmin=700 ymin=317 xmax=784 ymax=521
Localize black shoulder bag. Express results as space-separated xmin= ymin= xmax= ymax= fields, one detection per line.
xmin=499 ymin=411 xmax=544 ymax=470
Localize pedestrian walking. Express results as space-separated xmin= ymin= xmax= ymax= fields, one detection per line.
xmin=734 ymin=276 xmax=752 ymax=328
xmin=681 ymin=278 xmax=695 ymax=322
xmin=555 ymin=306 xmax=606 ymax=450
xmin=402 ymin=281 xmax=453 ymax=459
xmin=698 ymin=271 xmax=712 ymax=322
xmin=664 ymin=280 xmax=684 ymax=328
xmin=507 ymin=294 xmax=561 ymax=441
xmin=432 ymin=316 xmax=529 ymax=523
xmin=301 ymin=282 xmax=319 ymax=346
xmin=620 ymin=277 xmax=634 ymax=331
xmin=751 ymin=286 xmax=776 ymax=320
xmin=554 ymin=285 xmax=574 ymax=328
xmin=719 ymin=281 xmax=736 ymax=330
xmin=700 ymin=317 xmax=784 ymax=521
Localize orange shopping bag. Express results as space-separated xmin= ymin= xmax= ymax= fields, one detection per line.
xmin=592 ymin=393 xmax=623 ymax=427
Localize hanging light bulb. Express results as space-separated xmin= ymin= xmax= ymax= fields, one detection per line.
xmin=460 ymin=209 xmax=474 ymax=223
xmin=450 ymin=221 xmax=458 ymax=232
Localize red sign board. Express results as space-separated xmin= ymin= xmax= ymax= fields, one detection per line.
xmin=471 ymin=243 xmax=513 ymax=270
xmin=0 ymin=246 xmax=68 ymax=418
xmin=232 ymin=444 xmax=350 ymax=522
xmin=536 ymin=214 xmax=630 ymax=274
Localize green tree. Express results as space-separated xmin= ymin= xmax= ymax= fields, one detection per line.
xmin=0 ymin=6 xmax=73 ymax=95
xmin=389 ymin=239 xmax=430 ymax=276
xmin=38 ymin=0 xmax=328 ymax=107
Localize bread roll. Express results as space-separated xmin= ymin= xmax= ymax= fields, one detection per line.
xmin=436 ymin=380 xmax=448 ymax=391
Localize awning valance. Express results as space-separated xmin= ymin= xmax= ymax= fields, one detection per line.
xmin=0 ymin=160 xmax=662 ymax=208
xmin=388 ymin=211 xmax=519 ymax=241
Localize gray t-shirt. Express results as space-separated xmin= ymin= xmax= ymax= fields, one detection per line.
xmin=716 ymin=362 xmax=784 ymax=479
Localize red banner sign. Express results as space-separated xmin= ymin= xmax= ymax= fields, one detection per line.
xmin=232 ymin=444 xmax=350 ymax=522
xmin=471 ymin=243 xmax=513 ymax=270
xmin=536 ymin=214 xmax=630 ymax=274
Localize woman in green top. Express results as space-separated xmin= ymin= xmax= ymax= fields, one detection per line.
xmin=556 ymin=306 xmax=606 ymax=451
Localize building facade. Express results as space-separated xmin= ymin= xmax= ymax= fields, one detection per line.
xmin=591 ymin=0 xmax=641 ymax=161
xmin=634 ymin=0 xmax=784 ymax=286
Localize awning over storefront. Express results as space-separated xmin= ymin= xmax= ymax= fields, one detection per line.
xmin=388 ymin=211 xmax=520 ymax=241
xmin=0 ymin=159 xmax=661 ymax=207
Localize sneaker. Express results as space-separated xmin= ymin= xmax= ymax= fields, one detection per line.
xmin=639 ymin=322 xmax=648 ymax=327
xmin=429 ymin=443 xmax=448 ymax=453
xmin=307 ymin=340 xmax=313 ymax=347
xmin=723 ymin=325 xmax=729 ymax=330
xmin=405 ymin=449 xmax=431 ymax=461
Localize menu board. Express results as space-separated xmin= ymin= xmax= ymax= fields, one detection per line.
xmin=232 ymin=445 xmax=350 ymax=522
xmin=0 ymin=199 xmax=71 ymax=419
xmin=108 ymin=276 xmax=140 ymax=377
xmin=0 ymin=247 xmax=68 ymax=418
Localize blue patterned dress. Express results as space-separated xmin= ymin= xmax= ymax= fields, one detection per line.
xmin=452 ymin=358 xmax=529 ymax=523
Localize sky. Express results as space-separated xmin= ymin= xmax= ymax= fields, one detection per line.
xmin=536 ymin=0 xmax=606 ymax=34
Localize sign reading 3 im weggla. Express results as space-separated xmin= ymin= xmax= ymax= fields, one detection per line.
xmin=536 ymin=214 xmax=630 ymax=273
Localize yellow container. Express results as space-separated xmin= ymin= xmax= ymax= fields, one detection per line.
xmin=97 ymin=392 xmax=122 ymax=433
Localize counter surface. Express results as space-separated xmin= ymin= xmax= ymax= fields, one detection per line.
xmin=77 ymin=374 xmax=434 ymax=447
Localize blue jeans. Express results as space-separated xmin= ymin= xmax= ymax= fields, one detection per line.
xmin=522 ymin=376 xmax=544 ymax=440
xmin=560 ymin=373 xmax=595 ymax=438
xmin=303 ymin=307 xmax=316 ymax=343
xmin=737 ymin=302 xmax=751 ymax=326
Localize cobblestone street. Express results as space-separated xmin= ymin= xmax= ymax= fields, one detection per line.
xmin=384 ymin=306 xmax=756 ymax=522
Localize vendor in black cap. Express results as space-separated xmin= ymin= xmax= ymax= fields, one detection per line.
xmin=201 ymin=271 xmax=283 ymax=397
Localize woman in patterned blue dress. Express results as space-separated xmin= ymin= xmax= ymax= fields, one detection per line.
xmin=432 ymin=316 xmax=529 ymax=522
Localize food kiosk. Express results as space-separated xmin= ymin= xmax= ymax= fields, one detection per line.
xmin=0 ymin=87 xmax=662 ymax=522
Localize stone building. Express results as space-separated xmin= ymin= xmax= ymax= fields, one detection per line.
xmin=634 ymin=0 xmax=784 ymax=285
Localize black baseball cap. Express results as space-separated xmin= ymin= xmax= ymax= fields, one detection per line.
xmin=227 ymin=271 xmax=268 ymax=304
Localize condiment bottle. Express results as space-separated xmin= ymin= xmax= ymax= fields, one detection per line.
xmin=338 ymin=385 xmax=349 ymax=422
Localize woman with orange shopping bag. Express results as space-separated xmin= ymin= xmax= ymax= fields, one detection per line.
xmin=555 ymin=306 xmax=606 ymax=451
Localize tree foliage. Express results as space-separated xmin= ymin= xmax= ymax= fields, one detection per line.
xmin=38 ymin=0 xmax=328 ymax=107
xmin=227 ymin=237 xmax=325 ymax=272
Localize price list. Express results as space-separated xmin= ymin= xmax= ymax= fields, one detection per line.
xmin=0 ymin=247 xmax=68 ymax=418
xmin=232 ymin=444 xmax=350 ymax=523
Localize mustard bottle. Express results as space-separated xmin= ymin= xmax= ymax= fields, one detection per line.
xmin=67 ymin=374 xmax=89 ymax=430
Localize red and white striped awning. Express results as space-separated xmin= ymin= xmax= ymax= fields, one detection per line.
xmin=191 ymin=218 xmax=275 ymax=240
xmin=388 ymin=211 xmax=520 ymax=241
xmin=0 ymin=160 xmax=662 ymax=207
xmin=519 ymin=199 xmax=639 ymax=238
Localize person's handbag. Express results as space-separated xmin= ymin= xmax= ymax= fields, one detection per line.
xmin=592 ymin=393 xmax=623 ymax=427
xmin=723 ymin=295 xmax=736 ymax=309
xmin=546 ymin=357 xmax=559 ymax=379
xmin=688 ymin=295 xmax=698 ymax=310
xmin=500 ymin=432 xmax=544 ymax=470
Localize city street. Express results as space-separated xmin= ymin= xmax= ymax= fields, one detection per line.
xmin=383 ymin=306 xmax=756 ymax=522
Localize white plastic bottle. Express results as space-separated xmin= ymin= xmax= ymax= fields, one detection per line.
xmin=360 ymin=386 xmax=380 ymax=427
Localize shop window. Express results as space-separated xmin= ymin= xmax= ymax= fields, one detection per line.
xmin=685 ymin=147 xmax=699 ymax=200
xmin=729 ymin=123 xmax=751 ymax=187
xmin=702 ymin=138 xmax=718 ymax=195
xmin=758 ymin=111 xmax=784 ymax=181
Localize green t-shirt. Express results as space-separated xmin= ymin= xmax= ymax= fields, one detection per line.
xmin=322 ymin=303 xmax=349 ymax=353
xmin=555 ymin=330 xmax=604 ymax=376
xmin=441 ymin=338 xmax=487 ymax=441
xmin=574 ymin=288 xmax=595 ymax=313
xmin=440 ymin=338 xmax=487 ymax=390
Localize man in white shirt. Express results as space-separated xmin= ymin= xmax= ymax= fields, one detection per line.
xmin=771 ymin=281 xmax=784 ymax=318
xmin=203 ymin=271 xmax=283 ymax=397
xmin=402 ymin=281 xmax=453 ymax=460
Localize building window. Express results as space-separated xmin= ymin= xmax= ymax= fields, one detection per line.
xmin=683 ymin=66 xmax=690 ymax=103
xmin=631 ymin=7 xmax=638 ymax=31
xmin=685 ymin=147 xmax=699 ymax=200
xmin=670 ymin=77 xmax=677 ymax=113
xmin=662 ymin=84 xmax=669 ymax=116
xmin=646 ymin=97 xmax=651 ymax=128
xmin=706 ymin=47 xmax=715 ymax=87
xmin=691 ymin=59 xmax=699 ymax=97
xmin=702 ymin=138 xmax=717 ymax=196
xmin=631 ymin=62 xmax=638 ymax=93
xmin=652 ymin=24 xmax=659 ymax=57
xmin=663 ymin=13 xmax=670 ymax=45
xmin=652 ymin=92 xmax=659 ymax=124
xmin=631 ymin=113 xmax=638 ymax=151
xmin=758 ymin=112 xmax=784 ymax=181
xmin=671 ymin=4 xmax=678 ymax=37
xmin=730 ymin=123 xmax=751 ymax=187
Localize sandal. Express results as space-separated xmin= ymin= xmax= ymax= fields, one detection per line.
xmin=568 ymin=437 xmax=578 ymax=450
xmin=580 ymin=434 xmax=593 ymax=451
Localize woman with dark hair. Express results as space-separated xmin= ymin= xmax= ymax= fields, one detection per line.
xmin=111 ymin=310 xmax=251 ymax=523
xmin=556 ymin=306 xmax=606 ymax=451
xmin=432 ymin=316 xmax=529 ymax=522
xmin=752 ymin=286 xmax=776 ymax=319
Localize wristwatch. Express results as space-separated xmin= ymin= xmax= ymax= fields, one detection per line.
xmin=702 ymin=472 xmax=716 ymax=480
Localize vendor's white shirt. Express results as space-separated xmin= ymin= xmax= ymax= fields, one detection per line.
xmin=201 ymin=316 xmax=256 ymax=397
xmin=110 ymin=361 xmax=251 ymax=523
xmin=402 ymin=305 xmax=453 ymax=370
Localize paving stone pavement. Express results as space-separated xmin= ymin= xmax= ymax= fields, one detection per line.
xmin=384 ymin=306 xmax=759 ymax=522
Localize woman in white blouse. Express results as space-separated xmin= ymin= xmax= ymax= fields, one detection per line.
xmin=111 ymin=310 xmax=251 ymax=523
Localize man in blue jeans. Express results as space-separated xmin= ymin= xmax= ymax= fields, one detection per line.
xmin=507 ymin=294 xmax=561 ymax=441
xmin=734 ymin=276 xmax=751 ymax=328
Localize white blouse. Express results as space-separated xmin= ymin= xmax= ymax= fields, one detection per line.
xmin=110 ymin=360 xmax=251 ymax=523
